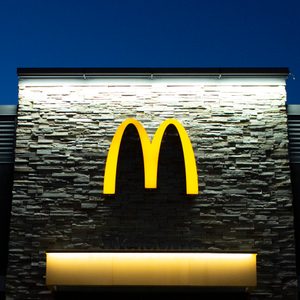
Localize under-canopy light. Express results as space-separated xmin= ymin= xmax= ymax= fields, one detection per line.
xmin=46 ymin=252 xmax=256 ymax=288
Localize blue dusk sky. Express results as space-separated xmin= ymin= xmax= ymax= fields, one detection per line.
xmin=0 ymin=0 xmax=299 ymax=104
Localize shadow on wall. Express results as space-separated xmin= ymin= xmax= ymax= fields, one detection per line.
xmin=53 ymin=289 xmax=250 ymax=300
xmin=102 ymin=124 xmax=195 ymax=249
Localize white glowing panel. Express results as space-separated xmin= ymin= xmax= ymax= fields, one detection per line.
xmin=46 ymin=252 xmax=256 ymax=287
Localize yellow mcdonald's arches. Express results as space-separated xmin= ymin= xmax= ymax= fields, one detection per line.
xmin=103 ymin=118 xmax=198 ymax=195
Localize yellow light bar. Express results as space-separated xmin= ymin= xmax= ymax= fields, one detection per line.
xmin=46 ymin=252 xmax=256 ymax=287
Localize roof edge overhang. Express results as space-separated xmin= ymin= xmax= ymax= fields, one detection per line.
xmin=0 ymin=105 xmax=17 ymax=115
xmin=17 ymin=67 xmax=290 ymax=78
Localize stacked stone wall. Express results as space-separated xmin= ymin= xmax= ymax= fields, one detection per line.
xmin=6 ymin=78 xmax=297 ymax=299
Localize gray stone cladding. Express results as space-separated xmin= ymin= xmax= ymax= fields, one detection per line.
xmin=6 ymin=77 xmax=297 ymax=299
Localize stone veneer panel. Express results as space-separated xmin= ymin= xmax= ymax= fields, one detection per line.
xmin=6 ymin=76 xmax=297 ymax=299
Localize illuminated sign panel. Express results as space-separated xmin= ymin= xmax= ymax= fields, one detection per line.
xmin=46 ymin=252 xmax=257 ymax=287
xmin=103 ymin=118 xmax=198 ymax=195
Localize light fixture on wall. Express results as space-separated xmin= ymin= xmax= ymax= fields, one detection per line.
xmin=46 ymin=252 xmax=257 ymax=288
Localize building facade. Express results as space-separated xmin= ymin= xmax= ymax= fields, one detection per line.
xmin=6 ymin=68 xmax=298 ymax=299
xmin=0 ymin=105 xmax=16 ymax=300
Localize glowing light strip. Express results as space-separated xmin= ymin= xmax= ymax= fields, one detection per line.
xmin=46 ymin=252 xmax=256 ymax=287
xmin=103 ymin=118 xmax=198 ymax=195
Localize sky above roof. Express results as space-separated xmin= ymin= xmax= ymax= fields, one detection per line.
xmin=0 ymin=0 xmax=299 ymax=104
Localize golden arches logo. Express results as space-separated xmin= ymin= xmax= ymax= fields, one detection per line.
xmin=103 ymin=118 xmax=198 ymax=195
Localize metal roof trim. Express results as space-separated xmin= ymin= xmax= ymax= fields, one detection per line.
xmin=17 ymin=67 xmax=290 ymax=77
